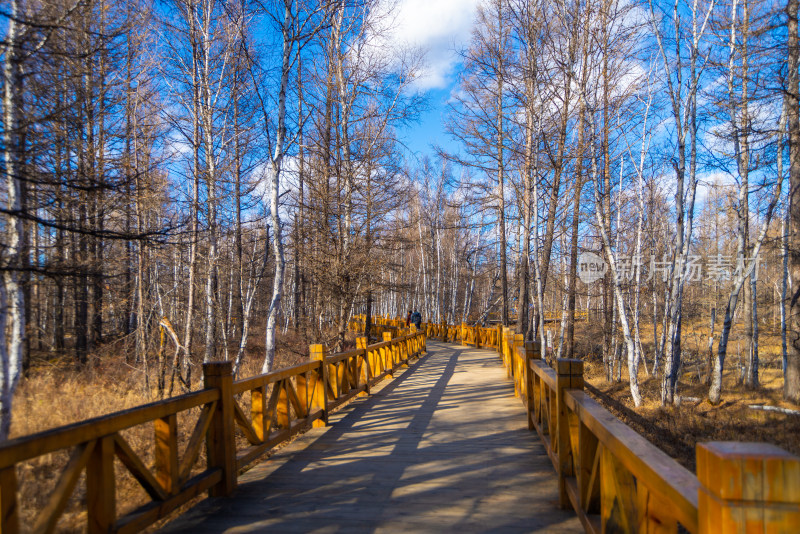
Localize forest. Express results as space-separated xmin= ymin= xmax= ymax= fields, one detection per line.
xmin=2 ymin=0 xmax=800 ymax=447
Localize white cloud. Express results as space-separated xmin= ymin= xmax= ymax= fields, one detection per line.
xmin=695 ymin=171 xmax=737 ymax=208
xmin=379 ymin=0 xmax=481 ymax=90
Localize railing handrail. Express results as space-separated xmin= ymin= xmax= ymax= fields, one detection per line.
xmin=232 ymin=360 xmax=320 ymax=394
xmin=562 ymin=389 xmax=699 ymax=531
xmin=0 ymin=388 xmax=220 ymax=468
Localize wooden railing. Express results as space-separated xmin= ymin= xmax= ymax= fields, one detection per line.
xmin=422 ymin=321 xmax=501 ymax=349
xmin=430 ymin=321 xmax=800 ymax=533
xmin=349 ymin=315 xmax=409 ymax=340
xmin=0 ymin=330 xmax=426 ymax=533
xmin=542 ymin=310 xmax=588 ymax=322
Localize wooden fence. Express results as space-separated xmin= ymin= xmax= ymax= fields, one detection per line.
xmin=426 ymin=321 xmax=799 ymax=533
xmin=0 ymin=330 xmax=426 ymax=533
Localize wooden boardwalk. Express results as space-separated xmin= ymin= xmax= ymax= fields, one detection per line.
xmin=161 ymin=342 xmax=582 ymax=533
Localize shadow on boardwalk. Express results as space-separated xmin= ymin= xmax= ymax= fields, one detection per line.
xmin=161 ymin=342 xmax=582 ymax=533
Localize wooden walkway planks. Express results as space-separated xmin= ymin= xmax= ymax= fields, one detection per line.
xmin=161 ymin=342 xmax=583 ymax=533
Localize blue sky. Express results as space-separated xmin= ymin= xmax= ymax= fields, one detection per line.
xmin=401 ymin=86 xmax=455 ymax=163
xmin=382 ymin=0 xmax=481 ymax=163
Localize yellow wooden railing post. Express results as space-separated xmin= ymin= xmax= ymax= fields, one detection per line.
xmin=87 ymin=435 xmax=116 ymax=533
xmin=556 ymin=358 xmax=583 ymax=509
xmin=524 ymin=341 xmax=540 ymax=431
xmin=497 ymin=326 xmax=506 ymax=367
xmin=309 ymin=344 xmax=329 ymax=427
xmin=502 ymin=328 xmax=512 ymax=378
xmin=506 ymin=328 xmax=511 ymax=359
xmin=697 ymin=442 xmax=800 ymax=533
xmin=0 ymin=466 xmax=18 ymax=534
xmin=203 ymin=361 xmax=237 ymax=498
xmin=356 ymin=336 xmax=370 ymax=396
xmin=400 ymin=334 xmax=409 ymax=368
xmin=512 ymin=333 xmax=524 ymax=397
xmin=382 ymin=332 xmax=394 ymax=376
xmin=155 ymin=413 xmax=179 ymax=495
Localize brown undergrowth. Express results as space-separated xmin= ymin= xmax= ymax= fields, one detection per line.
xmin=573 ymin=321 xmax=800 ymax=473
xmin=10 ymin=323 xmax=356 ymax=533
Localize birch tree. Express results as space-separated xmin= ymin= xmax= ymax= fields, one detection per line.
xmin=648 ymin=0 xmax=715 ymax=404
xmin=1 ymin=0 xmax=26 ymax=440
xmin=784 ymin=0 xmax=800 ymax=402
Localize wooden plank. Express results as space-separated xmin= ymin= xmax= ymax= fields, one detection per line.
xmin=114 ymin=433 xmax=168 ymax=501
xmin=233 ymin=400 xmax=261 ymax=446
xmin=636 ymin=481 xmax=677 ymax=533
xmin=178 ymin=401 xmax=216 ymax=485
xmin=326 ymin=362 xmax=339 ymax=399
xmin=530 ymin=359 xmax=557 ymax=389
xmin=251 ymin=386 xmax=267 ymax=441
xmin=264 ymin=381 xmax=282 ymax=434
xmin=0 ymin=388 xmax=218 ymax=468
xmin=565 ymin=477 xmax=599 ymax=534
xmin=584 ymin=437 xmax=602 ymax=514
xmin=232 ymin=361 xmax=319 ymax=394
xmin=338 ymin=358 xmax=351 ymax=394
xmin=0 ymin=466 xmax=18 ymax=534
xmin=327 ymin=386 xmax=364 ymax=412
xmin=33 ymin=440 xmax=95 ymax=534
xmin=326 ymin=349 xmax=362 ymax=365
xmin=86 ymin=435 xmax=115 ymax=534
xmin=203 ymin=361 xmax=237 ymax=497
xmin=284 ymin=376 xmax=303 ymax=418
xmin=360 ymin=353 xmax=372 ymax=394
xmin=565 ymin=390 xmax=698 ymax=532
xmin=295 ymin=372 xmax=311 ymax=415
xmin=309 ymin=346 xmax=328 ymax=428
xmin=697 ymin=441 xmax=800 ymax=533
xmin=155 ymin=414 xmax=179 ymax=495
xmin=601 ymin=445 xmax=637 ymax=533
xmin=115 ymin=470 xmax=222 ymax=534
xmin=276 ymin=380 xmax=290 ymax=429
xmin=234 ymin=412 xmax=320 ymax=470
xmin=556 ymin=362 xmax=574 ymax=508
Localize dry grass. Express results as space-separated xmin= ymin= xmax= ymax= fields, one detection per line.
xmin=12 ymin=354 xmax=200 ymax=532
xmin=573 ymin=320 xmax=800 ymax=472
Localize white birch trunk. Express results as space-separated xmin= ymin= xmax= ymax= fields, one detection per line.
xmin=710 ymin=102 xmax=786 ymax=402
xmin=590 ymin=142 xmax=643 ymax=406
xmin=262 ymin=1 xmax=293 ymax=373
xmin=782 ymin=190 xmax=789 ymax=375
xmin=1 ymin=0 xmax=25 ymax=440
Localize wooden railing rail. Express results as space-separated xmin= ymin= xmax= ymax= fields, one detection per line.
xmin=424 ymin=317 xmax=799 ymax=534
xmin=0 ymin=330 xmax=426 ymax=534
xmin=420 ymin=321 xmax=500 ymax=350
xmin=542 ymin=310 xmax=588 ymax=322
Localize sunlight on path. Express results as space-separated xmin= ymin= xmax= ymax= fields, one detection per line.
xmin=161 ymin=342 xmax=582 ymax=533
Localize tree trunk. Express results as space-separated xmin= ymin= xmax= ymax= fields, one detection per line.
xmin=262 ymin=1 xmax=292 ymax=373
xmin=787 ymin=0 xmax=800 ymax=402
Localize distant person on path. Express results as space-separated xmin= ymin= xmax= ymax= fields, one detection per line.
xmin=406 ymin=310 xmax=412 ymax=327
xmin=411 ymin=309 xmax=422 ymax=329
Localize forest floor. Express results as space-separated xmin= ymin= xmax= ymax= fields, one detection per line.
xmin=572 ymin=320 xmax=800 ymax=472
